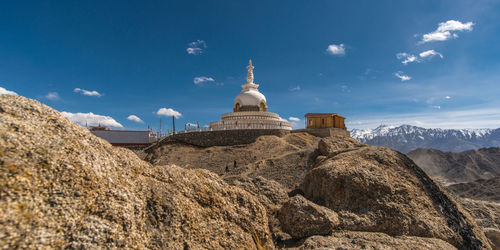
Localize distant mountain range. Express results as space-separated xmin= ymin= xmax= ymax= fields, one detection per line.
xmin=406 ymin=147 xmax=500 ymax=185
xmin=350 ymin=124 xmax=500 ymax=153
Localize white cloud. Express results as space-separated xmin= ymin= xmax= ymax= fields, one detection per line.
xmin=394 ymin=71 xmax=412 ymax=81
xmin=61 ymin=111 xmax=123 ymax=128
xmin=0 ymin=86 xmax=18 ymax=95
xmin=157 ymin=107 xmax=182 ymax=118
xmin=396 ymin=53 xmax=419 ymax=65
xmin=187 ymin=40 xmax=207 ymax=55
xmin=431 ymin=105 xmax=441 ymax=109
xmin=396 ymin=50 xmax=443 ymax=65
xmin=187 ymin=48 xmax=202 ymax=55
xmin=419 ymin=50 xmax=443 ymax=59
xmin=193 ymin=76 xmax=215 ymax=86
xmin=326 ymin=43 xmax=346 ymax=56
xmin=396 ymin=52 xmax=419 ymax=65
xmin=445 ymin=96 xmax=451 ymax=99
xmin=290 ymin=86 xmax=301 ymax=91
xmin=420 ymin=20 xmax=474 ymax=43
xmin=45 ymin=92 xmax=60 ymax=100
xmin=127 ymin=115 xmax=144 ymax=123
xmin=286 ymin=116 xmax=304 ymax=129
xmin=74 ymin=88 xmax=102 ymax=97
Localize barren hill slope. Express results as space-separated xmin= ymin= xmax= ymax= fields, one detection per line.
xmin=448 ymin=176 xmax=500 ymax=202
xmin=143 ymin=132 xmax=349 ymax=188
xmin=407 ymin=147 xmax=500 ymax=185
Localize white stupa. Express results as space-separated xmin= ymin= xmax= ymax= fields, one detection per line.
xmin=209 ymin=60 xmax=292 ymax=131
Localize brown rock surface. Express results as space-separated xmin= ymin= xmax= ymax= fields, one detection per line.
xmin=0 ymin=95 xmax=272 ymax=249
xmin=459 ymin=198 xmax=500 ymax=230
xmin=278 ymin=195 xmax=339 ymax=239
xmin=455 ymin=198 xmax=500 ymax=249
xmin=288 ymin=231 xmax=457 ymax=249
xmin=484 ymin=229 xmax=500 ymax=250
xmin=317 ymin=137 xmax=365 ymax=156
xmin=300 ymin=145 xmax=490 ymax=249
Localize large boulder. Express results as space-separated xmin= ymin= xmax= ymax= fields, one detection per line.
xmin=0 ymin=95 xmax=273 ymax=249
xmin=278 ymin=195 xmax=339 ymax=239
xmin=300 ymin=145 xmax=490 ymax=249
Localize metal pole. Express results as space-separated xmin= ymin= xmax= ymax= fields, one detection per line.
xmin=172 ymin=116 xmax=176 ymax=134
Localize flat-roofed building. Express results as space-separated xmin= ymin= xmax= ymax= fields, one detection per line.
xmin=89 ymin=126 xmax=156 ymax=146
xmin=304 ymin=113 xmax=346 ymax=129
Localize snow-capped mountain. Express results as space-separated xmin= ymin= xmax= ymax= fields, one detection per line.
xmin=350 ymin=125 xmax=500 ymax=153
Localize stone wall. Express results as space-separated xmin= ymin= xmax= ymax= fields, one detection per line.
xmin=292 ymin=128 xmax=350 ymax=138
xmin=155 ymin=129 xmax=291 ymax=147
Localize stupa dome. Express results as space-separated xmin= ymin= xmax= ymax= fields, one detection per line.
xmin=233 ymin=60 xmax=268 ymax=112
xmin=234 ymin=89 xmax=267 ymax=112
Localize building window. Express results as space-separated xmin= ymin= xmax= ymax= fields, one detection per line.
xmin=309 ymin=119 xmax=312 ymax=125
xmin=321 ymin=119 xmax=325 ymax=125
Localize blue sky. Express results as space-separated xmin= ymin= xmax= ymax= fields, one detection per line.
xmin=1 ymin=0 xmax=500 ymax=131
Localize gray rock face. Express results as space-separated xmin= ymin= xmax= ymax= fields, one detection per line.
xmin=278 ymin=195 xmax=339 ymax=239
xmin=0 ymin=95 xmax=273 ymax=249
xmin=300 ymin=145 xmax=491 ymax=249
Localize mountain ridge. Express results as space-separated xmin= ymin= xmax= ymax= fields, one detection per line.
xmin=351 ymin=124 xmax=500 ymax=153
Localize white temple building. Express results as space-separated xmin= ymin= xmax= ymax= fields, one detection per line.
xmin=209 ymin=60 xmax=292 ymax=131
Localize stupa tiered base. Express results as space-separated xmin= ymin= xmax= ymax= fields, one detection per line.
xmin=210 ymin=111 xmax=292 ymax=130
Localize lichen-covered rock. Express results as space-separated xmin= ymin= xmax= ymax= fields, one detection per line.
xmin=226 ymin=176 xmax=289 ymax=211
xmin=300 ymin=146 xmax=490 ymax=249
xmin=278 ymin=195 xmax=339 ymax=239
xmin=225 ymin=176 xmax=291 ymax=243
xmin=0 ymin=95 xmax=273 ymax=249
xmin=290 ymin=231 xmax=457 ymax=250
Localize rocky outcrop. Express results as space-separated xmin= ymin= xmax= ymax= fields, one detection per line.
xmin=317 ymin=137 xmax=365 ymax=157
xmin=0 ymin=95 xmax=272 ymax=249
xmin=278 ymin=195 xmax=339 ymax=238
xmin=300 ymin=145 xmax=490 ymax=249
xmin=289 ymin=231 xmax=457 ymax=249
